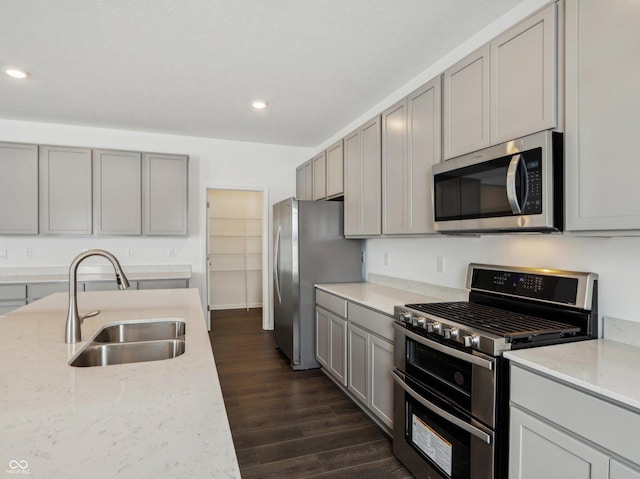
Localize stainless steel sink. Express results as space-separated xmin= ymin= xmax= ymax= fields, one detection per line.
xmin=70 ymin=339 xmax=185 ymax=367
xmin=69 ymin=320 xmax=187 ymax=367
xmin=92 ymin=320 xmax=186 ymax=343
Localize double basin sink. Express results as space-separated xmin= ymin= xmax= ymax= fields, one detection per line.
xmin=70 ymin=320 xmax=186 ymax=367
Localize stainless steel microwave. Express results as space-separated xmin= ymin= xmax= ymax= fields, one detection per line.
xmin=432 ymin=130 xmax=563 ymax=233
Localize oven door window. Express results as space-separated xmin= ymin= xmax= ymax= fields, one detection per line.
xmin=406 ymin=338 xmax=472 ymax=412
xmin=405 ymin=380 xmax=472 ymax=479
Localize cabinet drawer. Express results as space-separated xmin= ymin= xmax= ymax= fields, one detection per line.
xmin=511 ymin=364 xmax=640 ymax=465
xmin=137 ymin=279 xmax=188 ymax=290
xmin=348 ymin=302 xmax=393 ymax=341
xmin=315 ymin=289 xmax=347 ymax=318
xmin=0 ymin=284 xmax=27 ymax=301
xmin=27 ymin=282 xmax=68 ymax=301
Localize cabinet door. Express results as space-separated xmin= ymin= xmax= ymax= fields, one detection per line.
xmin=491 ymin=3 xmax=557 ymax=144
xmin=93 ymin=149 xmax=142 ymax=235
xmin=509 ymin=406 xmax=609 ymax=479
xmin=315 ymin=306 xmax=329 ymax=368
xmin=361 ymin=116 xmax=382 ymax=235
xmin=142 ymin=153 xmax=188 ymax=235
xmin=304 ymin=160 xmax=313 ymax=201
xmin=369 ymin=335 xmax=393 ymax=428
xmin=329 ymin=313 xmax=347 ymax=386
xmin=312 ymin=152 xmax=327 ymax=200
xmin=610 ymin=460 xmax=640 ymax=479
xmin=343 ymin=129 xmax=362 ymax=236
xmin=382 ymin=99 xmax=408 ymax=234
xmin=347 ymin=323 xmax=369 ymax=405
xmin=326 ymin=140 xmax=344 ymax=198
xmin=39 ymin=145 xmax=93 ymax=235
xmin=296 ymin=164 xmax=306 ymax=200
xmin=0 ymin=142 xmax=38 ymax=234
xmin=137 ymin=279 xmax=188 ymax=290
xmin=565 ymin=0 xmax=640 ymax=232
xmin=443 ymin=44 xmax=491 ymax=159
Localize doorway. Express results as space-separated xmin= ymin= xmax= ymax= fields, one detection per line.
xmin=206 ymin=188 xmax=268 ymax=330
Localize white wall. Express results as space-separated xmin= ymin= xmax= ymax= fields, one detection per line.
xmin=0 ymin=118 xmax=312 ymax=324
xmin=366 ymin=235 xmax=640 ymax=325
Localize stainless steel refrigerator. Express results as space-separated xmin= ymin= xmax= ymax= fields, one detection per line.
xmin=273 ymin=198 xmax=363 ymax=370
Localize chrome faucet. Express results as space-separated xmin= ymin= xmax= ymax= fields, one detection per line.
xmin=65 ymin=249 xmax=130 ymax=343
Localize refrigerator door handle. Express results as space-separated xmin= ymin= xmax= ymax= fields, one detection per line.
xmin=274 ymin=225 xmax=282 ymax=304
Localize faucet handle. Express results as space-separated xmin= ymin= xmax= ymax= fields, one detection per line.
xmin=80 ymin=310 xmax=101 ymax=324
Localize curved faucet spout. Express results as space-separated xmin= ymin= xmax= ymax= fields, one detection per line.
xmin=65 ymin=249 xmax=130 ymax=343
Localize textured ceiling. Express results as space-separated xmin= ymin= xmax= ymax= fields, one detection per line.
xmin=0 ymin=0 xmax=523 ymax=147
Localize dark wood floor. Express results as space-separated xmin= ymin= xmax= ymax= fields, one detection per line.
xmin=209 ymin=309 xmax=413 ymax=479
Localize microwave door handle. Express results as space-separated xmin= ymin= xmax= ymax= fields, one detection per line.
xmin=392 ymin=370 xmax=492 ymax=444
xmin=506 ymin=154 xmax=523 ymax=214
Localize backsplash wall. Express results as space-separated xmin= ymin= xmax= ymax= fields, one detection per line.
xmin=366 ymin=235 xmax=640 ymax=324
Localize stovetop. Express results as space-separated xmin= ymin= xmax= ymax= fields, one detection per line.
xmin=394 ymin=264 xmax=599 ymax=356
xmin=405 ymin=302 xmax=580 ymax=340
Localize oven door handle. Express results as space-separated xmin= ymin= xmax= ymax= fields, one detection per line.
xmin=393 ymin=321 xmax=494 ymax=371
xmin=392 ymin=370 xmax=493 ymax=445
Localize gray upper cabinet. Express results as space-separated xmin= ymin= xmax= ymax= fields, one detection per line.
xmin=491 ymin=2 xmax=557 ymax=144
xmin=296 ymin=160 xmax=313 ymax=200
xmin=344 ymin=116 xmax=381 ymax=237
xmin=39 ymin=145 xmax=92 ymax=235
xmin=443 ymin=44 xmax=490 ymax=160
xmin=382 ymin=78 xmax=441 ymax=235
xmin=0 ymin=142 xmax=38 ymax=235
xmin=565 ymin=0 xmax=640 ymax=232
xmin=142 ymin=153 xmax=188 ymax=236
xmin=312 ymin=151 xmax=327 ymax=200
xmin=326 ymin=140 xmax=344 ymax=198
xmin=93 ymin=149 xmax=142 ymax=235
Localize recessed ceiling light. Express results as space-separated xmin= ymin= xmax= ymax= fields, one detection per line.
xmin=252 ymin=101 xmax=267 ymax=110
xmin=5 ymin=68 xmax=29 ymax=79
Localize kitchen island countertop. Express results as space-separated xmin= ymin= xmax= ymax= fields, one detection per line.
xmin=0 ymin=288 xmax=239 ymax=478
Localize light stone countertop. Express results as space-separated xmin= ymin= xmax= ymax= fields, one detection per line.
xmin=314 ymin=281 xmax=463 ymax=316
xmin=0 ymin=264 xmax=192 ymax=284
xmin=505 ymin=339 xmax=640 ymax=413
xmin=0 ymin=288 xmax=240 ymax=478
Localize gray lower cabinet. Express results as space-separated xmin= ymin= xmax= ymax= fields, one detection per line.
xmin=93 ymin=149 xmax=142 ymax=235
xmin=27 ymin=282 xmax=69 ymax=302
xmin=382 ymin=77 xmax=441 ymax=235
xmin=137 ymin=279 xmax=188 ymax=290
xmin=509 ymin=364 xmax=640 ymax=479
xmin=347 ymin=322 xmax=394 ymax=429
xmin=83 ymin=280 xmax=139 ymax=292
xmin=39 ymin=145 xmax=93 ymax=235
xmin=0 ymin=142 xmax=39 ymax=235
xmin=0 ymin=284 xmax=27 ymax=315
xmin=315 ymin=305 xmax=347 ymax=386
xmin=142 ymin=153 xmax=188 ymax=236
xmin=344 ymin=116 xmax=381 ymax=237
xmin=565 ymin=0 xmax=640 ymax=232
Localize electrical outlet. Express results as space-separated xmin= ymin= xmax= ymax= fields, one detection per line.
xmin=383 ymin=252 xmax=390 ymax=266
xmin=0 ymin=248 xmax=7 ymax=259
xmin=168 ymin=248 xmax=175 ymax=258
xmin=25 ymin=248 xmax=33 ymax=258
xmin=127 ymin=248 xmax=134 ymax=257
xmin=437 ymin=256 xmax=445 ymax=273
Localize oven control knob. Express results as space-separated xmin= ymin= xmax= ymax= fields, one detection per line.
xmin=398 ymin=312 xmax=412 ymax=323
xmin=443 ymin=327 xmax=455 ymax=339
xmin=415 ymin=317 xmax=426 ymax=328
xmin=426 ymin=321 xmax=440 ymax=333
xmin=463 ymin=334 xmax=478 ymax=347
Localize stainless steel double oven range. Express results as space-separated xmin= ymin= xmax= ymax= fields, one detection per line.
xmin=392 ymin=264 xmax=598 ymax=479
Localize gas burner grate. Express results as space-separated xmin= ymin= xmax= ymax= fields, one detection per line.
xmin=405 ymin=302 xmax=580 ymax=340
